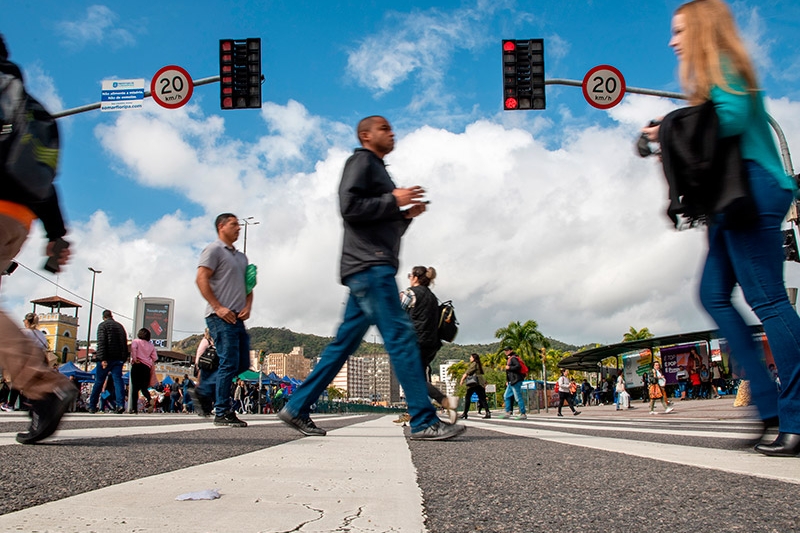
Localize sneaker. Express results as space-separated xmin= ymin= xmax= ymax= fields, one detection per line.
xmin=114 ymin=406 xmax=125 ymax=414
xmin=277 ymin=408 xmax=326 ymax=436
xmin=409 ymin=420 xmax=466 ymax=441
xmin=188 ymin=389 xmax=213 ymax=417
xmin=393 ymin=413 xmax=411 ymax=424
xmin=515 ymin=413 xmax=527 ymax=420
xmin=0 ymin=403 xmax=12 ymax=412
xmin=441 ymin=396 xmax=459 ymax=425
xmin=213 ymin=411 xmax=248 ymax=427
xmin=665 ymin=407 xmax=674 ymax=414
xmin=497 ymin=412 xmax=512 ymax=419
xmin=16 ymin=387 xmax=77 ymax=445
xmin=649 ymin=411 xmax=656 ymax=415
xmin=573 ymin=411 xmax=581 ymax=416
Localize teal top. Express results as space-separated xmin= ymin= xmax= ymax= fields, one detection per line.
xmin=710 ymin=73 xmax=792 ymax=191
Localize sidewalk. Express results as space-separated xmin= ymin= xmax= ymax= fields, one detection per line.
xmin=524 ymin=396 xmax=760 ymax=421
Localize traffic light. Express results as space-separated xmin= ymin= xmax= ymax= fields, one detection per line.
xmin=219 ymin=38 xmax=262 ymax=109
xmin=783 ymin=228 xmax=800 ymax=262
xmin=502 ymin=39 xmax=545 ymax=110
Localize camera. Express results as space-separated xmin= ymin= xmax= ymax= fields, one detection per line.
xmin=636 ymin=119 xmax=661 ymax=158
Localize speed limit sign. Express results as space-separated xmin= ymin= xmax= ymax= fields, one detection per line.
xmin=150 ymin=65 xmax=194 ymax=109
xmin=582 ymin=65 xmax=626 ymax=109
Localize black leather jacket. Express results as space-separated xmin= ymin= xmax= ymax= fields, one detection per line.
xmin=659 ymin=101 xmax=757 ymax=230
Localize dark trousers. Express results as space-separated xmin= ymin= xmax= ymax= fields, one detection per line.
xmin=420 ymin=344 xmax=445 ymax=404
xmin=557 ymin=392 xmax=576 ymax=414
xmin=463 ymin=384 xmax=488 ymax=415
xmin=130 ymin=363 xmax=152 ymax=412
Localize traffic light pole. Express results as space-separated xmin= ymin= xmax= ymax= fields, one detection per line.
xmin=50 ymin=75 xmax=221 ymax=119
xmin=545 ymin=78 xmax=796 ymax=178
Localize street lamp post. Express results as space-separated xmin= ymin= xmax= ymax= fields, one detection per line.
xmin=84 ymin=267 xmax=102 ymax=371
xmin=240 ymin=216 xmax=260 ymax=254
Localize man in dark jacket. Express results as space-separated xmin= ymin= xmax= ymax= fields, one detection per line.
xmin=88 ymin=310 xmax=128 ymax=413
xmin=278 ymin=115 xmax=464 ymax=441
xmin=1 ymin=34 xmax=76 ymax=444
xmin=501 ymin=346 xmax=527 ymax=420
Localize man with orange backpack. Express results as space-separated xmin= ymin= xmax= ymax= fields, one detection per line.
xmin=500 ymin=346 xmax=527 ymax=420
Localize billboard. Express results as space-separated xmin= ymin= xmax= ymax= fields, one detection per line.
xmin=132 ymin=297 xmax=174 ymax=349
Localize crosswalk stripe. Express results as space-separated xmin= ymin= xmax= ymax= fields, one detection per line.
xmin=468 ymin=419 xmax=800 ymax=485
xmin=0 ymin=416 xmax=426 ymax=532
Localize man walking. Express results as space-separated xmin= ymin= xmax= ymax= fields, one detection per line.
xmin=500 ymin=346 xmax=527 ymax=419
xmin=1 ymin=35 xmax=77 ymax=443
xmin=88 ymin=310 xmax=128 ymax=413
xmin=278 ymin=115 xmax=464 ymax=441
xmin=196 ymin=213 xmax=252 ymax=427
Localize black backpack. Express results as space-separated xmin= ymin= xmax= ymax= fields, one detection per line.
xmin=437 ymin=300 xmax=458 ymax=342
xmin=0 ymin=58 xmax=60 ymax=203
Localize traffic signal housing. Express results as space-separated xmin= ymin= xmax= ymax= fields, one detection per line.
xmin=783 ymin=227 xmax=800 ymax=262
xmin=502 ymin=39 xmax=545 ymax=110
xmin=219 ymin=38 xmax=262 ymax=109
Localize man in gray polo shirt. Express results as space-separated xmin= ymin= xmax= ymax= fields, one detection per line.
xmin=195 ymin=213 xmax=253 ymax=427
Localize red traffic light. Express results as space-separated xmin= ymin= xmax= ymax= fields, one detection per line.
xmin=504 ymin=97 xmax=518 ymax=110
xmin=503 ymin=41 xmax=516 ymax=52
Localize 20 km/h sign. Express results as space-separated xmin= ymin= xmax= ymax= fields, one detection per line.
xmin=151 ymin=65 xmax=194 ymax=109
xmin=582 ymin=65 xmax=626 ymax=109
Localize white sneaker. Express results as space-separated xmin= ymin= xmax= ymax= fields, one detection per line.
xmin=441 ymin=396 xmax=459 ymax=425
xmin=665 ymin=407 xmax=674 ymax=414
xmin=649 ymin=411 xmax=656 ymax=415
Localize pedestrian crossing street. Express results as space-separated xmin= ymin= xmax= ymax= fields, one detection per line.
xmin=0 ymin=411 xmax=798 ymax=532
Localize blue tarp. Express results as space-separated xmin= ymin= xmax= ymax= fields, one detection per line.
xmin=58 ymin=361 xmax=94 ymax=383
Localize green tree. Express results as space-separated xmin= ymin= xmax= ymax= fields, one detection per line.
xmin=622 ymin=326 xmax=654 ymax=342
xmin=326 ymin=386 xmax=346 ymax=400
xmin=494 ymin=320 xmax=548 ymax=379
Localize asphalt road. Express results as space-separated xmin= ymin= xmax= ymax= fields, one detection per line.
xmin=1 ymin=399 xmax=798 ymax=533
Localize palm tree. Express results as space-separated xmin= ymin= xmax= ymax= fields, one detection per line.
xmin=494 ymin=320 xmax=547 ymax=379
xmin=622 ymin=326 xmax=654 ymax=342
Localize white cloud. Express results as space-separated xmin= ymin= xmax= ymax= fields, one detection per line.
xmin=56 ymin=5 xmax=137 ymax=49
xmin=345 ymin=3 xmax=501 ymax=110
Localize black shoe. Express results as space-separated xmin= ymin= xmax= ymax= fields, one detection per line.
xmin=213 ymin=411 xmax=248 ymax=427
xmin=114 ymin=406 xmax=125 ymax=414
xmin=483 ymin=412 xmax=491 ymax=419
xmin=574 ymin=411 xmax=581 ymax=416
xmin=754 ymin=432 xmax=800 ymax=457
xmin=409 ymin=420 xmax=466 ymax=441
xmin=557 ymin=412 xmax=563 ymax=417
xmin=16 ymin=387 xmax=77 ymax=445
xmin=277 ymin=408 xmax=326 ymax=436
xmin=460 ymin=413 xmax=468 ymax=419
xmin=88 ymin=408 xmax=98 ymax=414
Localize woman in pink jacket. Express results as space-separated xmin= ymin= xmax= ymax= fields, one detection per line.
xmin=130 ymin=328 xmax=158 ymax=413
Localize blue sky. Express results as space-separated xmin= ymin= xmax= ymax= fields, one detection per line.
xmin=3 ymin=1 xmax=800 ymax=347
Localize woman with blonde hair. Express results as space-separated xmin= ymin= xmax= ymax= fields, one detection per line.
xmin=643 ymin=0 xmax=800 ymax=456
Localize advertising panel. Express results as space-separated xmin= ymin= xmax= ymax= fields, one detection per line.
xmin=132 ymin=297 xmax=174 ymax=349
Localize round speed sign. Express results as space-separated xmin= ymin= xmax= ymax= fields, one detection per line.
xmin=150 ymin=65 xmax=194 ymax=109
xmin=582 ymin=65 xmax=626 ymax=109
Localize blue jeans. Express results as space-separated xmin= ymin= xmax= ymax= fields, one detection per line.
xmin=699 ymin=161 xmax=800 ymax=433
xmin=200 ymin=316 xmax=251 ymax=417
xmin=284 ymin=265 xmax=438 ymax=432
xmin=504 ymin=382 xmax=526 ymax=414
xmin=89 ymin=360 xmax=125 ymax=410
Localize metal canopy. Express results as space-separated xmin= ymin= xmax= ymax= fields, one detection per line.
xmin=557 ymin=326 xmax=764 ymax=371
